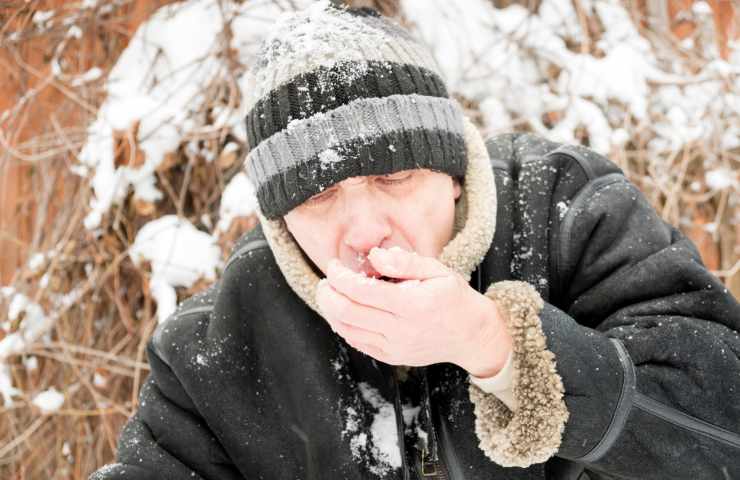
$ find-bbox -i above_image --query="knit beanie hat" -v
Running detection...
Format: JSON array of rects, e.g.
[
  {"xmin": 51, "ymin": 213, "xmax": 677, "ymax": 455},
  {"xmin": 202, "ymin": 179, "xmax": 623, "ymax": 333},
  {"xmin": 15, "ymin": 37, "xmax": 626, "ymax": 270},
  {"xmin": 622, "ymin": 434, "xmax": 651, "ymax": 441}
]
[{"xmin": 243, "ymin": 1, "xmax": 467, "ymax": 219}]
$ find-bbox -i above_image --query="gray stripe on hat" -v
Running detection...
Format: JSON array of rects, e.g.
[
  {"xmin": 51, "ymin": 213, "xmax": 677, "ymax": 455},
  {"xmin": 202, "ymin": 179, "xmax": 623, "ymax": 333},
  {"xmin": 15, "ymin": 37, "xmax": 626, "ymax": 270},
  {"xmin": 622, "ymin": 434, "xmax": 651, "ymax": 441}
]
[{"xmin": 246, "ymin": 94, "xmax": 463, "ymax": 184}]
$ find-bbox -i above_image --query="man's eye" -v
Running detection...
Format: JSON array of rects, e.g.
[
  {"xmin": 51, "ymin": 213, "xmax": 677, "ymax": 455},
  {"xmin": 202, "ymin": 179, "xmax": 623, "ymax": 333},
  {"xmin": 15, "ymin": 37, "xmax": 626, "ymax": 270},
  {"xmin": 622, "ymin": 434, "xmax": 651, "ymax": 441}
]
[{"xmin": 378, "ymin": 171, "xmax": 413, "ymax": 184}]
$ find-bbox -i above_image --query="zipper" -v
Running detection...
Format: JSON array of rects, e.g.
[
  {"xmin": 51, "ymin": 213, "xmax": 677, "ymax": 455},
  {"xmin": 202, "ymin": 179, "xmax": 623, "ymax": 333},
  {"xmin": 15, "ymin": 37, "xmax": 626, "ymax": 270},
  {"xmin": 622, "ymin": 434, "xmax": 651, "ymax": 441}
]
[
  {"xmin": 391, "ymin": 367, "xmax": 411, "ymax": 480},
  {"xmin": 417, "ymin": 449, "xmax": 449, "ymax": 479},
  {"xmin": 415, "ymin": 368, "xmax": 451, "ymax": 480},
  {"xmin": 412, "ymin": 271, "xmax": 480, "ymax": 480}
]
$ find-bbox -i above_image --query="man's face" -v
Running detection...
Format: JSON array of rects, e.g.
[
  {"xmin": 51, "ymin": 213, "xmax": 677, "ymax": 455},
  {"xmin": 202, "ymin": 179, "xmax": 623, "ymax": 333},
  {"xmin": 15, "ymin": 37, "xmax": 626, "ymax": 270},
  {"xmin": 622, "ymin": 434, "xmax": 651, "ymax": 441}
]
[{"xmin": 284, "ymin": 169, "xmax": 462, "ymax": 277}]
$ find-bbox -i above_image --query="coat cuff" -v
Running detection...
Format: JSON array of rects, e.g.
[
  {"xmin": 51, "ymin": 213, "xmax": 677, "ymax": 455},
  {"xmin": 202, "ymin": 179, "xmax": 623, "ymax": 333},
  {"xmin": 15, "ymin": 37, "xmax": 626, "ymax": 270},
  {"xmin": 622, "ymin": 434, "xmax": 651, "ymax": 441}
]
[{"xmin": 468, "ymin": 280, "xmax": 569, "ymax": 467}]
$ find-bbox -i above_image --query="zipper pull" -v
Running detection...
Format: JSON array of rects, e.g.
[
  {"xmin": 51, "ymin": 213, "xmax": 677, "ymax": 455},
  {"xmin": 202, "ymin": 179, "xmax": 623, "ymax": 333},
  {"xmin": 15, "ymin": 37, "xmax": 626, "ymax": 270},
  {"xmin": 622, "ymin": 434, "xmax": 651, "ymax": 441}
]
[{"xmin": 420, "ymin": 446, "xmax": 439, "ymax": 476}]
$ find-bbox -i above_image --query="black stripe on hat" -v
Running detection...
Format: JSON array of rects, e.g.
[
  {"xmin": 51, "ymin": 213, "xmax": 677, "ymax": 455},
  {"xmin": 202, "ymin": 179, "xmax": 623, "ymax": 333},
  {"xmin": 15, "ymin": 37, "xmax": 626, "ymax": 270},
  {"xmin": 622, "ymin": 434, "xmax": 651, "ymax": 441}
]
[
  {"xmin": 245, "ymin": 60, "xmax": 449, "ymax": 150},
  {"xmin": 256, "ymin": 127, "xmax": 466, "ymax": 219}
]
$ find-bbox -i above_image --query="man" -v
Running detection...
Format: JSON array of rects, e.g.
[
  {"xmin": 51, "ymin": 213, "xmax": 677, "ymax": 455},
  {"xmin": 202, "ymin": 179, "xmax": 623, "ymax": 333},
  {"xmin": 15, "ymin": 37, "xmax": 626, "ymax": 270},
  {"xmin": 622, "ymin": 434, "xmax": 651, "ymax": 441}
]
[{"xmin": 91, "ymin": 3, "xmax": 740, "ymax": 480}]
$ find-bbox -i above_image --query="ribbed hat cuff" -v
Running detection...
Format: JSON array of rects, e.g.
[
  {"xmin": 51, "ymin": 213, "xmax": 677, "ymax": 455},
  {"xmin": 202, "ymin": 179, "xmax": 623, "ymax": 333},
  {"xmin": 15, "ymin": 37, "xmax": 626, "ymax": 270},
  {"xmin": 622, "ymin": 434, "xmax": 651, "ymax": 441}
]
[{"xmin": 254, "ymin": 127, "xmax": 467, "ymax": 219}]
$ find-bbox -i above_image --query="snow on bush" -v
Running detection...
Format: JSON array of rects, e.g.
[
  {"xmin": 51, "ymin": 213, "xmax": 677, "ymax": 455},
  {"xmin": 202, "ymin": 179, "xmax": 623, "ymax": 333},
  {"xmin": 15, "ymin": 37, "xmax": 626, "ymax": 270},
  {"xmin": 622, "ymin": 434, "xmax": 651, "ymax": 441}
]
[
  {"xmin": 129, "ymin": 215, "xmax": 222, "ymax": 323},
  {"xmin": 402, "ymin": 0, "xmax": 739, "ymax": 158},
  {"xmin": 76, "ymin": 0, "xmax": 299, "ymax": 230},
  {"xmin": 217, "ymin": 172, "xmax": 258, "ymax": 233},
  {"xmin": 32, "ymin": 387, "xmax": 65, "ymax": 414},
  {"xmin": 0, "ymin": 289, "xmax": 50, "ymax": 406},
  {"xmin": 76, "ymin": 0, "xmax": 738, "ymax": 233}
]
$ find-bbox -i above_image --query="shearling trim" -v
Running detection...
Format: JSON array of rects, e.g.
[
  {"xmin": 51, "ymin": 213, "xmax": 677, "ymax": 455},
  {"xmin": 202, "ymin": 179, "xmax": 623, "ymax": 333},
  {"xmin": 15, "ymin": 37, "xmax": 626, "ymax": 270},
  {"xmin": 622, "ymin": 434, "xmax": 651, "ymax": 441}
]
[
  {"xmin": 257, "ymin": 116, "xmax": 497, "ymax": 316},
  {"xmin": 469, "ymin": 280, "xmax": 569, "ymax": 468}
]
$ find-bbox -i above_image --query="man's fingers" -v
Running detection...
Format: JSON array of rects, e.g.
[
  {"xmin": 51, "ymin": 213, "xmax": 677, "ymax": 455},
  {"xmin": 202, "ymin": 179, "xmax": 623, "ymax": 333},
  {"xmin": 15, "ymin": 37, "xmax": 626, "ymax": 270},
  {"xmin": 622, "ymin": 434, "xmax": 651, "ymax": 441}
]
[
  {"xmin": 316, "ymin": 279, "xmax": 397, "ymax": 335},
  {"xmin": 367, "ymin": 247, "xmax": 450, "ymax": 281},
  {"xmin": 325, "ymin": 260, "xmax": 411, "ymax": 313},
  {"xmin": 335, "ymin": 321, "xmax": 388, "ymax": 349}
]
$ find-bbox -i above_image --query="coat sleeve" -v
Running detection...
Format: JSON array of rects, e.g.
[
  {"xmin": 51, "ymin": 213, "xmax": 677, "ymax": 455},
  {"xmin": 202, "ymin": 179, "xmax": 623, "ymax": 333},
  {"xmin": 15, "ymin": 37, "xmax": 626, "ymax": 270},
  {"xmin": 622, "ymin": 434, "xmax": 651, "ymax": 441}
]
[
  {"xmin": 469, "ymin": 172, "xmax": 740, "ymax": 479},
  {"xmin": 89, "ymin": 339, "xmax": 243, "ymax": 480}
]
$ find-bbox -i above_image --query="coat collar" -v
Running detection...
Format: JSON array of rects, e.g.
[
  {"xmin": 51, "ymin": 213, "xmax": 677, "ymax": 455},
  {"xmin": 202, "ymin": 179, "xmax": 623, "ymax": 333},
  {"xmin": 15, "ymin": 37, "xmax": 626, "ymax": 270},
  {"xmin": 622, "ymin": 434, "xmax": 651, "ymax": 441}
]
[{"xmin": 256, "ymin": 117, "xmax": 497, "ymax": 316}]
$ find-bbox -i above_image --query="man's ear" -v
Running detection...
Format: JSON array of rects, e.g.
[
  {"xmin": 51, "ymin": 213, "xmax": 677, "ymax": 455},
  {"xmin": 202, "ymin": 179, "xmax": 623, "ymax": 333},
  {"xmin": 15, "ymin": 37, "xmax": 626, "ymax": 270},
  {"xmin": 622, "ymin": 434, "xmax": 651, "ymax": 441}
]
[{"xmin": 453, "ymin": 177, "xmax": 462, "ymax": 201}]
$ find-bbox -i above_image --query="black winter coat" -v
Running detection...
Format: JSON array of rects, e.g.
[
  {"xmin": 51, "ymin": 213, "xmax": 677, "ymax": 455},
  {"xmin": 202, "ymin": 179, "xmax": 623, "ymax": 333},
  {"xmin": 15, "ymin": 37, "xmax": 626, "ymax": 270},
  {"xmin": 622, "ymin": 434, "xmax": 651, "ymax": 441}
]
[{"xmin": 91, "ymin": 130, "xmax": 740, "ymax": 480}]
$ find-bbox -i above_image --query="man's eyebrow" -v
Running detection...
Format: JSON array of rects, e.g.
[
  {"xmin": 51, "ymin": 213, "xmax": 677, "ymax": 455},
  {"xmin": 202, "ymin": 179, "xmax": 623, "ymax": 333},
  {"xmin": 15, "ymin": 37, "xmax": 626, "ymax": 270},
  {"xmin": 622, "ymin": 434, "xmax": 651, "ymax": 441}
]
[{"xmin": 315, "ymin": 186, "xmax": 337, "ymax": 194}]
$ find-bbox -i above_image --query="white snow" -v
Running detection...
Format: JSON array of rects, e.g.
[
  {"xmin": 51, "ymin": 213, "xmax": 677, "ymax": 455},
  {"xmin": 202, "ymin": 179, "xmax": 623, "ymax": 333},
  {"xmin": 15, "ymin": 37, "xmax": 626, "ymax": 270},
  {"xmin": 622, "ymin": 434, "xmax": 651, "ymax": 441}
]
[
  {"xmin": 32, "ymin": 10, "xmax": 54, "ymax": 27},
  {"xmin": 401, "ymin": 0, "xmax": 739, "ymax": 168},
  {"xmin": 93, "ymin": 372, "xmax": 108, "ymax": 388},
  {"xmin": 67, "ymin": 24, "xmax": 83, "ymax": 39},
  {"xmin": 357, "ymin": 382, "xmax": 402, "ymax": 474},
  {"xmin": 195, "ymin": 353, "xmax": 208, "ymax": 366},
  {"xmin": 319, "ymin": 148, "xmax": 343, "ymax": 168},
  {"xmin": 706, "ymin": 168, "xmax": 737, "ymax": 190},
  {"xmin": 415, "ymin": 424, "xmax": 428, "ymax": 448},
  {"xmin": 401, "ymin": 403, "xmax": 421, "ymax": 427},
  {"xmin": 556, "ymin": 201, "xmax": 570, "ymax": 220},
  {"xmin": 70, "ymin": 67, "xmax": 103, "ymax": 86},
  {"xmin": 24, "ymin": 356, "xmax": 38, "ymax": 371},
  {"xmin": 77, "ymin": 0, "xmax": 313, "ymax": 229},
  {"xmin": 349, "ymin": 431, "xmax": 369, "ymax": 457},
  {"xmin": 243, "ymin": 0, "xmax": 380, "ymax": 109},
  {"xmin": 77, "ymin": 0, "xmax": 226, "ymax": 228},
  {"xmin": 692, "ymin": 0, "xmax": 713, "ymax": 15},
  {"xmin": 0, "ymin": 290, "xmax": 50, "ymax": 406},
  {"xmin": 74, "ymin": 0, "xmax": 737, "ymax": 233},
  {"xmin": 32, "ymin": 387, "xmax": 65, "ymax": 414},
  {"xmin": 129, "ymin": 215, "xmax": 222, "ymax": 323},
  {"xmin": 28, "ymin": 253, "xmax": 46, "ymax": 272},
  {"xmin": 0, "ymin": 365, "xmax": 20, "ymax": 407},
  {"xmin": 340, "ymin": 381, "xmax": 403, "ymax": 474},
  {"xmin": 216, "ymin": 172, "xmax": 257, "ymax": 233},
  {"xmin": 343, "ymin": 406, "xmax": 361, "ymax": 436}
]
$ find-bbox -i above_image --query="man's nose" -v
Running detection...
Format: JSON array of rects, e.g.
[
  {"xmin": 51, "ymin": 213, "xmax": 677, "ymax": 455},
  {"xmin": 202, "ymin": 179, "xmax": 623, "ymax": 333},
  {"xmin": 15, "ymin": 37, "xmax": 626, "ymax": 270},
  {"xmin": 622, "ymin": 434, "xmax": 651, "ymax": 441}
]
[{"xmin": 340, "ymin": 188, "xmax": 392, "ymax": 258}]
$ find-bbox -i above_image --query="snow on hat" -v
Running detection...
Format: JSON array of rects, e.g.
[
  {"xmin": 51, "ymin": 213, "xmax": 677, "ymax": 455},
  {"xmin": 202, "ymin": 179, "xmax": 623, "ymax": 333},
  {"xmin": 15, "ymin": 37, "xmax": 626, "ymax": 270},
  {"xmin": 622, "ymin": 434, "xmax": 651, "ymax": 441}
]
[{"xmin": 243, "ymin": 1, "xmax": 467, "ymax": 219}]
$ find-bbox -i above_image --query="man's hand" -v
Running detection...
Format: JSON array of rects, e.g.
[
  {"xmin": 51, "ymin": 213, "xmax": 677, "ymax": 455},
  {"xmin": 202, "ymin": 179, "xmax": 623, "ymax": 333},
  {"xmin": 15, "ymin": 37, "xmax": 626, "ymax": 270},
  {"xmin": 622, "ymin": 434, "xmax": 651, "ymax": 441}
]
[{"xmin": 315, "ymin": 247, "xmax": 513, "ymax": 378}]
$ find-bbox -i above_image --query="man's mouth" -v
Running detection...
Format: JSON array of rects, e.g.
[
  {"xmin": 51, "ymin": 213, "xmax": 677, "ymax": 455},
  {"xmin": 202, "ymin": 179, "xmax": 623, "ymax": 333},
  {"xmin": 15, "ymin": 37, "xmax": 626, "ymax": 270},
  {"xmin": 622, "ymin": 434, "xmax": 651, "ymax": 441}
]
[{"xmin": 378, "ymin": 275, "xmax": 402, "ymax": 284}]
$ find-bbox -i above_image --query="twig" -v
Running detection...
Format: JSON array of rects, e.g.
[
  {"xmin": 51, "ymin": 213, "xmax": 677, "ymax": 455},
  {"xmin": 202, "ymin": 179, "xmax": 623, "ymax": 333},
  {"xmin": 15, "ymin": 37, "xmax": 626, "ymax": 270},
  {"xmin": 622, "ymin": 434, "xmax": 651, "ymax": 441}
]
[
  {"xmin": 572, "ymin": 0, "xmax": 592, "ymax": 55},
  {"xmin": 712, "ymin": 260, "xmax": 740, "ymax": 279},
  {"xmin": 0, "ymin": 417, "xmax": 45, "ymax": 459}
]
